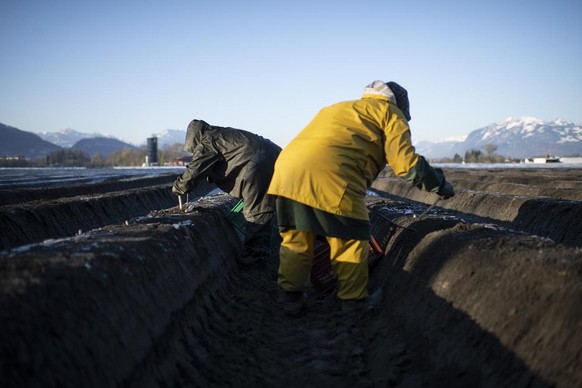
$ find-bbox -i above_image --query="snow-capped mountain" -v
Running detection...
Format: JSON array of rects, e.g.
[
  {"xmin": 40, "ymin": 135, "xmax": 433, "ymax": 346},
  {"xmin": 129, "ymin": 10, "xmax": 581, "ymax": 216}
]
[
  {"xmin": 12, "ymin": 116, "xmax": 582, "ymax": 160},
  {"xmin": 146, "ymin": 129, "xmax": 186, "ymax": 148},
  {"xmin": 466, "ymin": 117, "xmax": 582, "ymax": 156},
  {"xmin": 1, "ymin": 123, "xmax": 138, "ymax": 159},
  {"xmin": 415, "ymin": 138, "xmax": 465, "ymax": 160},
  {"xmin": 39, "ymin": 128, "xmax": 116, "ymax": 148},
  {"xmin": 38, "ymin": 127, "xmax": 186, "ymax": 149},
  {"xmin": 416, "ymin": 117, "xmax": 582, "ymax": 160},
  {"xmin": 0, "ymin": 122, "xmax": 61, "ymax": 159}
]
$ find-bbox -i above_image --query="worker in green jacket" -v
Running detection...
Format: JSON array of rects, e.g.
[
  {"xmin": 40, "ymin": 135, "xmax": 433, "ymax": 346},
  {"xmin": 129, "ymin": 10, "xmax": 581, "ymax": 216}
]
[
  {"xmin": 173, "ymin": 119, "xmax": 281, "ymax": 266},
  {"xmin": 267, "ymin": 80, "xmax": 454, "ymax": 315}
]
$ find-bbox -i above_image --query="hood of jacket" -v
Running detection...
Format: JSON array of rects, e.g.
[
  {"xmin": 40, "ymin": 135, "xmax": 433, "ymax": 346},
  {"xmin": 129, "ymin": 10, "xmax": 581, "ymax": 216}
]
[{"xmin": 183, "ymin": 119, "xmax": 211, "ymax": 152}]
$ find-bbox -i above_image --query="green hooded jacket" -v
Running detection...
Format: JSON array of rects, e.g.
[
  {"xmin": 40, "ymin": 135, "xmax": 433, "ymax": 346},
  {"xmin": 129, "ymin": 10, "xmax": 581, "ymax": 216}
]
[{"xmin": 175, "ymin": 120, "xmax": 281, "ymax": 223}]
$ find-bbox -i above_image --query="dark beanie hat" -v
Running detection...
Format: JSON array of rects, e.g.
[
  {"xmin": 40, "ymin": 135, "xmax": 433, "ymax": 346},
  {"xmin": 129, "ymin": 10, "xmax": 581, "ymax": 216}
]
[{"xmin": 387, "ymin": 81, "xmax": 411, "ymax": 121}]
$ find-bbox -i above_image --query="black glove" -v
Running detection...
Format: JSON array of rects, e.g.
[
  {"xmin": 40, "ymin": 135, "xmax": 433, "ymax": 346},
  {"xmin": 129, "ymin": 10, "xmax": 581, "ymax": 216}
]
[
  {"xmin": 172, "ymin": 179, "xmax": 186, "ymax": 196},
  {"xmin": 437, "ymin": 180, "xmax": 455, "ymax": 199}
]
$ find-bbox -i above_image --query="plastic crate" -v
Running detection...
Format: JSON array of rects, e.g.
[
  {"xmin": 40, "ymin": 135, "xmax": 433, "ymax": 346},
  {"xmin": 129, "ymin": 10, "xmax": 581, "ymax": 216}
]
[
  {"xmin": 226, "ymin": 199, "xmax": 280, "ymax": 246},
  {"xmin": 226, "ymin": 199, "xmax": 246, "ymax": 233}
]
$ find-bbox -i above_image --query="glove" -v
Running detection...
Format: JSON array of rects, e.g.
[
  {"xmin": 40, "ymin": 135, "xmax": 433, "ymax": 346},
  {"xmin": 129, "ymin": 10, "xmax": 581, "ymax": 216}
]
[
  {"xmin": 437, "ymin": 180, "xmax": 455, "ymax": 199},
  {"xmin": 172, "ymin": 180, "xmax": 186, "ymax": 196}
]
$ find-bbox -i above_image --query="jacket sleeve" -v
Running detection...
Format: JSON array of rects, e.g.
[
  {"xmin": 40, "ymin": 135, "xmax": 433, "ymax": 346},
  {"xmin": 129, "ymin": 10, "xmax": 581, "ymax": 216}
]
[
  {"xmin": 382, "ymin": 109, "xmax": 444, "ymax": 193},
  {"xmin": 404, "ymin": 156, "xmax": 444, "ymax": 192},
  {"xmin": 174, "ymin": 143, "xmax": 221, "ymax": 193},
  {"xmin": 383, "ymin": 114, "xmax": 420, "ymax": 177}
]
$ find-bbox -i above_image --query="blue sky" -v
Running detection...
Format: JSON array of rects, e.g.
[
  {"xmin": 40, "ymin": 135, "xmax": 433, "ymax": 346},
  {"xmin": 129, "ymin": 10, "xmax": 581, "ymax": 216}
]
[{"xmin": 1, "ymin": 0, "xmax": 581, "ymax": 147}]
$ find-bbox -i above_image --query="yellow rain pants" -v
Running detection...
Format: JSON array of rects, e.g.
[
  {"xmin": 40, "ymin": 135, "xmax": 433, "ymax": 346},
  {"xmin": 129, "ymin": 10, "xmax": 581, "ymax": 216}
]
[{"xmin": 277, "ymin": 229, "xmax": 369, "ymax": 300}]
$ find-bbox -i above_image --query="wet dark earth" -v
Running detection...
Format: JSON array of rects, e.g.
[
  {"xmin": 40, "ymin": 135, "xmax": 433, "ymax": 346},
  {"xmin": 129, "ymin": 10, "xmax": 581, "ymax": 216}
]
[{"xmin": 0, "ymin": 168, "xmax": 581, "ymax": 387}]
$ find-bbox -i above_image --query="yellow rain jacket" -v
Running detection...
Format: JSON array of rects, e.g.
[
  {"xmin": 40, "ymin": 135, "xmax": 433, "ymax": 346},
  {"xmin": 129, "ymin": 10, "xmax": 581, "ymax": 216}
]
[{"xmin": 268, "ymin": 93, "xmax": 421, "ymax": 221}]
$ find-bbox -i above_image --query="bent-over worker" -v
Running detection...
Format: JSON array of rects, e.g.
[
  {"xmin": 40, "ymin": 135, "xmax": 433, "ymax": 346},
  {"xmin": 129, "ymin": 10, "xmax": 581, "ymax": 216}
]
[
  {"xmin": 267, "ymin": 80, "xmax": 455, "ymax": 315},
  {"xmin": 173, "ymin": 119, "xmax": 281, "ymax": 266}
]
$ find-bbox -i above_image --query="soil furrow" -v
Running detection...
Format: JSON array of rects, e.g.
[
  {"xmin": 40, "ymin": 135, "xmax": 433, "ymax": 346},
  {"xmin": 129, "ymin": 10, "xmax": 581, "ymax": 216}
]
[{"xmin": 0, "ymin": 168, "xmax": 581, "ymax": 387}]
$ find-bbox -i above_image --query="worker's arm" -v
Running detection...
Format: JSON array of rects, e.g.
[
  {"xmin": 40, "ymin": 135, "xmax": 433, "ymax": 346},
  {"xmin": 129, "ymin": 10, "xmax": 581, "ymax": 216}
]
[
  {"xmin": 404, "ymin": 156, "xmax": 443, "ymax": 192},
  {"xmin": 172, "ymin": 143, "xmax": 221, "ymax": 195},
  {"xmin": 382, "ymin": 109, "xmax": 454, "ymax": 198},
  {"xmin": 404, "ymin": 157, "xmax": 455, "ymax": 198}
]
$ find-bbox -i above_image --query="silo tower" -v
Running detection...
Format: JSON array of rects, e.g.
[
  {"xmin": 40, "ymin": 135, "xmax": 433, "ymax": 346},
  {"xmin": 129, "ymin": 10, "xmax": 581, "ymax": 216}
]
[{"xmin": 146, "ymin": 136, "xmax": 159, "ymax": 166}]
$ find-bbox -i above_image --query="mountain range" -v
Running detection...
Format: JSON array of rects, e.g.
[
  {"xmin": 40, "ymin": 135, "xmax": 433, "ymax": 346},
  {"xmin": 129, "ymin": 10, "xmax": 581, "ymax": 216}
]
[
  {"xmin": 0, "ymin": 123, "xmax": 137, "ymax": 160},
  {"xmin": 415, "ymin": 117, "xmax": 582, "ymax": 159},
  {"xmin": 38, "ymin": 128, "xmax": 121, "ymax": 148},
  {"xmin": 38, "ymin": 127, "xmax": 186, "ymax": 149},
  {"xmin": 0, "ymin": 123, "xmax": 61, "ymax": 160},
  {"xmin": 2, "ymin": 117, "xmax": 581, "ymax": 161}
]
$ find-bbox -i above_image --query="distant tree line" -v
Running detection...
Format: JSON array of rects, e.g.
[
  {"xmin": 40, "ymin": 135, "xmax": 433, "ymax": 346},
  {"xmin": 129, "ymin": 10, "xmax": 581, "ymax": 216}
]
[
  {"xmin": 432, "ymin": 143, "xmax": 521, "ymax": 164},
  {"xmin": 0, "ymin": 144, "xmax": 187, "ymax": 168},
  {"xmin": 5, "ymin": 141, "xmax": 576, "ymax": 168}
]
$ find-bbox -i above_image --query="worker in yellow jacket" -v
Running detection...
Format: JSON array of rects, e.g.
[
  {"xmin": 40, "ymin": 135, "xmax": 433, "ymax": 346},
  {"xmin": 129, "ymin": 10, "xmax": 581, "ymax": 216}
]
[{"xmin": 267, "ymin": 80, "xmax": 455, "ymax": 315}]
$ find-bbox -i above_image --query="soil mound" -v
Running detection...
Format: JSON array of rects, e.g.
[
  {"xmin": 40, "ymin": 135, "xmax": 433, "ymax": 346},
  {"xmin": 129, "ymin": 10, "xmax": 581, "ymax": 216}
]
[
  {"xmin": 0, "ymin": 176, "xmax": 214, "ymax": 250},
  {"xmin": 0, "ymin": 168, "xmax": 581, "ymax": 387}
]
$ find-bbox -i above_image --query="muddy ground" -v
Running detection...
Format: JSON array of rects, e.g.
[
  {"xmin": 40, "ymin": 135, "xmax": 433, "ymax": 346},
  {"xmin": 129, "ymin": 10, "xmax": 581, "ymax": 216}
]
[{"xmin": 0, "ymin": 167, "xmax": 581, "ymax": 387}]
